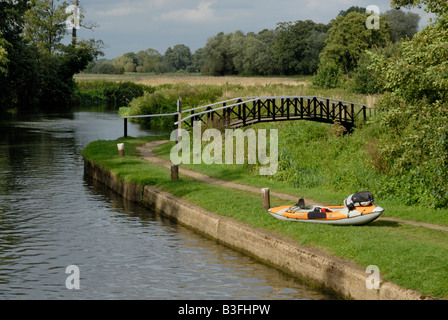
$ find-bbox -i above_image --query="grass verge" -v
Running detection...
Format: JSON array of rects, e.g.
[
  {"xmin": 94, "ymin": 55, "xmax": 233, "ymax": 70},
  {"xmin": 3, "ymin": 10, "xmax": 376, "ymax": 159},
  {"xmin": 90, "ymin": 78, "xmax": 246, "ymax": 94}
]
[{"xmin": 83, "ymin": 135, "xmax": 448, "ymax": 299}]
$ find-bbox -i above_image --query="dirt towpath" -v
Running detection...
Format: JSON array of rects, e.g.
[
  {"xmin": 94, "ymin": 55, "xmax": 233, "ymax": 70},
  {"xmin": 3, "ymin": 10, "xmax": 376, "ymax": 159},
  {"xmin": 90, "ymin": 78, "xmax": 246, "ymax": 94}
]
[{"xmin": 137, "ymin": 140, "xmax": 448, "ymax": 232}]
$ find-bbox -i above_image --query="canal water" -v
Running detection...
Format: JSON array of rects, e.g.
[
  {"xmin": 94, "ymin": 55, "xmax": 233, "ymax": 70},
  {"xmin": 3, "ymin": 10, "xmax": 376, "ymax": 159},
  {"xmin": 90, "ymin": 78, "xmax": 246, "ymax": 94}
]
[{"xmin": 0, "ymin": 108, "xmax": 332, "ymax": 300}]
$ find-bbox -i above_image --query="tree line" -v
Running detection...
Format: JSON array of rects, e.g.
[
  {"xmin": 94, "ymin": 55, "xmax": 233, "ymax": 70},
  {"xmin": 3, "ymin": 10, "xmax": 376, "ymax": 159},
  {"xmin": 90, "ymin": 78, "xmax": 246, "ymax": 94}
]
[
  {"xmin": 0, "ymin": 1, "xmax": 422, "ymax": 111},
  {"xmin": 86, "ymin": 6, "xmax": 420, "ymax": 80}
]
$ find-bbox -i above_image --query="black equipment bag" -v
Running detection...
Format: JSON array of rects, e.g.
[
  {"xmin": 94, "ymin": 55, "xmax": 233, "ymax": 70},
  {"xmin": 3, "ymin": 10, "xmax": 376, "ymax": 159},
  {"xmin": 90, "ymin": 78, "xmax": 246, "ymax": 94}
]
[{"xmin": 344, "ymin": 191, "xmax": 375, "ymax": 210}]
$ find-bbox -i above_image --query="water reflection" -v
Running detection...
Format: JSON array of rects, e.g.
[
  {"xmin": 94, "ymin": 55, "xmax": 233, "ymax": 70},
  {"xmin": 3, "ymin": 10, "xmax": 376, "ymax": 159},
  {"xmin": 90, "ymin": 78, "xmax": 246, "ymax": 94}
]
[{"xmin": 0, "ymin": 111, "xmax": 332, "ymax": 300}]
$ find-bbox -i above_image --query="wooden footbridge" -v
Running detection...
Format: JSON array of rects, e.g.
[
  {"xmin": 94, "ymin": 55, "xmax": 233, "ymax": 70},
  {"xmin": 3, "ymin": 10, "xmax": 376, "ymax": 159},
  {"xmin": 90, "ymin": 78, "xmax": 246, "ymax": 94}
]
[{"xmin": 122, "ymin": 96, "xmax": 375, "ymax": 137}]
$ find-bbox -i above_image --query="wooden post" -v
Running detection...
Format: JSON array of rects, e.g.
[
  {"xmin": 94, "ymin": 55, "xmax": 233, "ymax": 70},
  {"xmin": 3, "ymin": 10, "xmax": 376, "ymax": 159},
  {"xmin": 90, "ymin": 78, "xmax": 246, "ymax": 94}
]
[
  {"xmin": 117, "ymin": 143, "xmax": 125, "ymax": 157},
  {"xmin": 171, "ymin": 165, "xmax": 179, "ymax": 180},
  {"xmin": 262, "ymin": 188, "xmax": 270, "ymax": 211}
]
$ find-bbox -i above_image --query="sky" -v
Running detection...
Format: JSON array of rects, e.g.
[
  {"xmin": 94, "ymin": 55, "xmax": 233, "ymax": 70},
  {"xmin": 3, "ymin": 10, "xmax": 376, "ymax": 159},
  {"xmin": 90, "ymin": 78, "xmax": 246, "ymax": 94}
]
[{"xmin": 71, "ymin": 0, "xmax": 435, "ymax": 59}]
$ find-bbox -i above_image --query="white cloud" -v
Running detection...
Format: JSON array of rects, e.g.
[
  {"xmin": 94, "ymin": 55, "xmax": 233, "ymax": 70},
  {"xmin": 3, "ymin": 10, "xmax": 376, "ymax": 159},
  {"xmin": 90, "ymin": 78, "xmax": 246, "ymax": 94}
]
[
  {"xmin": 95, "ymin": 0, "xmax": 173, "ymax": 17},
  {"xmin": 97, "ymin": 6, "xmax": 140, "ymax": 17},
  {"xmin": 158, "ymin": 1, "xmax": 220, "ymax": 23}
]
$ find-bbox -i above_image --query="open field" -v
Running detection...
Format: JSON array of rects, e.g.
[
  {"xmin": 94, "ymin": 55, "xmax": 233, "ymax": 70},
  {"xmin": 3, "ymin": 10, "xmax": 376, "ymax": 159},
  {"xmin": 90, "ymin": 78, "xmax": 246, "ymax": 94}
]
[
  {"xmin": 75, "ymin": 73, "xmax": 311, "ymax": 87},
  {"xmin": 75, "ymin": 73, "xmax": 381, "ymax": 108}
]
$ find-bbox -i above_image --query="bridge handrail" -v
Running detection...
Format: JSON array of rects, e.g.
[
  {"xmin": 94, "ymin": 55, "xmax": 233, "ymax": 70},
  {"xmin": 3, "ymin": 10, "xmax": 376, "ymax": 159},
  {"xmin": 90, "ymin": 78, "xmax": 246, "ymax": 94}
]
[
  {"xmin": 122, "ymin": 112, "xmax": 177, "ymax": 119},
  {"xmin": 122, "ymin": 95, "xmax": 374, "ymax": 125},
  {"xmin": 178, "ymin": 98, "xmax": 260, "ymax": 124}
]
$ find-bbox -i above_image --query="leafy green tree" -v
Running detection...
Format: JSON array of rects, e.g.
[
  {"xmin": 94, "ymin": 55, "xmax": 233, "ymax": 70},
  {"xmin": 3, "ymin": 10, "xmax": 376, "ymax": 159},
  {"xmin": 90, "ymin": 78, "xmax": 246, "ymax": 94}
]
[
  {"xmin": 164, "ymin": 44, "xmax": 192, "ymax": 71},
  {"xmin": 391, "ymin": 0, "xmax": 448, "ymax": 21},
  {"xmin": 0, "ymin": 0, "xmax": 41, "ymax": 109},
  {"xmin": 89, "ymin": 59, "xmax": 117, "ymax": 74},
  {"xmin": 230, "ymin": 30, "xmax": 279, "ymax": 76},
  {"xmin": 351, "ymin": 42, "xmax": 400, "ymax": 94},
  {"xmin": 0, "ymin": 31, "xmax": 9, "ymax": 75},
  {"xmin": 202, "ymin": 32, "xmax": 236, "ymax": 76},
  {"xmin": 338, "ymin": 6, "xmax": 366, "ymax": 17},
  {"xmin": 24, "ymin": 0, "xmax": 70, "ymax": 55},
  {"xmin": 1, "ymin": 0, "xmax": 103, "ymax": 110},
  {"xmin": 135, "ymin": 48, "xmax": 161, "ymax": 73},
  {"xmin": 273, "ymin": 20, "xmax": 328, "ymax": 75},
  {"xmin": 384, "ymin": 9, "xmax": 420, "ymax": 42},
  {"xmin": 254, "ymin": 29, "xmax": 278, "ymax": 75},
  {"xmin": 319, "ymin": 12, "xmax": 391, "ymax": 74},
  {"xmin": 113, "ymin": 53, "xmax": 135, "ymax": 73},
  {"xmin": 190, "ymin": 47, "xmax": 205, "ymax": 73}
]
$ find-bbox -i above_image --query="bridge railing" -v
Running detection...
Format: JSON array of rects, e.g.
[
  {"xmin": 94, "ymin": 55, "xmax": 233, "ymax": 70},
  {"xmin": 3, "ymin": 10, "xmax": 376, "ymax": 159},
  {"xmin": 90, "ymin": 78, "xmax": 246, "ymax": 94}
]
[{"xmin": 122, "ymin": 96, "xmax": 376, "ymax": 137}]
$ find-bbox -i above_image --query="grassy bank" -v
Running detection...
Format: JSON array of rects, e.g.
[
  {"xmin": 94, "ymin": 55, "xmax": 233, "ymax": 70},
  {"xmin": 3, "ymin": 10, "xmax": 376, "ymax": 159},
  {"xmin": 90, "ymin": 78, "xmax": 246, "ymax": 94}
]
[
  {"xmin": 83, "ymin": 136, "xmax": 448, "ymax": 299},
  {"xmin": 153, "ymin": 120, "xmax": 448, "ymax": 227}
]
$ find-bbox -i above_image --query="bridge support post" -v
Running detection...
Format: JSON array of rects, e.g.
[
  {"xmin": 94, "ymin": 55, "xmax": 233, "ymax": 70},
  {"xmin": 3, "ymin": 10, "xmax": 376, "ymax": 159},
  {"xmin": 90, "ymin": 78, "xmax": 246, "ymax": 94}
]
[{"xmin": 123, "ymin": 118, "xmax": 127, "ymax": 137}]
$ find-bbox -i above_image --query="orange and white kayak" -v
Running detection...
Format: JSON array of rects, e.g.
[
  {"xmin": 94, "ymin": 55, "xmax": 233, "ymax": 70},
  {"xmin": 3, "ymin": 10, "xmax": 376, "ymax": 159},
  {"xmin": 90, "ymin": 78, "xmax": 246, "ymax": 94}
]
[{"xmin": 268, "ymin": 204, "xmax": 384, "ymax": 226}]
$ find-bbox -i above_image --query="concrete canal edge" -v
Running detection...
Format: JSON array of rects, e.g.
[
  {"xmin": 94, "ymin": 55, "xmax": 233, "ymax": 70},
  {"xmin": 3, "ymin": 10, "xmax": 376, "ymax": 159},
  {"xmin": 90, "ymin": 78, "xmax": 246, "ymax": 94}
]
[{"xmin": 84, "ymin": 158, "xmax": 428, "ymax": 300}]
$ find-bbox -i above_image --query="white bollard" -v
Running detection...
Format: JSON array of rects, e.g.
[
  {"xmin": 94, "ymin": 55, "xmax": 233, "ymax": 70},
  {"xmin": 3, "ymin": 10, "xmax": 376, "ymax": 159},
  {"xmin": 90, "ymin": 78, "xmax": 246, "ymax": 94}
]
[{"xmin": 117, "ymin": 143, "xmax": 125, "ymax": 157}]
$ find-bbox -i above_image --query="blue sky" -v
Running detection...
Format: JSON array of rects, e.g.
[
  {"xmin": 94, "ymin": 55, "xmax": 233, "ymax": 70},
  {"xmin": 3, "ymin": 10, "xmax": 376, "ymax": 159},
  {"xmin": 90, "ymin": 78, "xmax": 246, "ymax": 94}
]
[{"xmin": 72, "ymin": 0, "xmax": 435, "ymax": 59}]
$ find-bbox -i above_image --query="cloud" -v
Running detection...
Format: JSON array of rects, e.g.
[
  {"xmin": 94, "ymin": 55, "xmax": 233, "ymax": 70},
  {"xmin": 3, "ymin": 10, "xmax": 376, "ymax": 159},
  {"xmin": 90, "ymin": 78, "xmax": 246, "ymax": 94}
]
[
  {"xmin": 158, "ymin": 1, "xmax": 220, "ymax": 23},
  {"xmin": 95, "ymin": 0, "xmax": 170, "ymax": 17},
  {"xmin": 97, "ymin": 6, "xmax": 140, "ymax": 17}
]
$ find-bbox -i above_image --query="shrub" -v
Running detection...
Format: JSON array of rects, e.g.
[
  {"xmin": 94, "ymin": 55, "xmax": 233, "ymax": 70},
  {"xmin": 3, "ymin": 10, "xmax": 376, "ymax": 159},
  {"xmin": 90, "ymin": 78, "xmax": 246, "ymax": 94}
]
[
  {"xmin": 369, "ymin": 24, "xmax": 448, "ymax": 207},
  {"xmin": 312, "ymin": 61, "xmax": 343, "ymax": 89},
  {"xmin": 120, "ymin": 84, "xmax": 224, "ymax": 129},
  {"xmin": 76, "ymin": 80, "xmax": 155, "ymax": 108}
]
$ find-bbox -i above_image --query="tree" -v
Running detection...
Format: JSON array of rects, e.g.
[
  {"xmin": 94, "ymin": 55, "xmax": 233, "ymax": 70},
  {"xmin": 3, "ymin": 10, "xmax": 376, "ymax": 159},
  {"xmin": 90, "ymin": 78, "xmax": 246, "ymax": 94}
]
[
  {"xmin": 190, "ymin": 48, "xmax": 205, "ymax": 73},
  {"xmin": 113, "ymin": 53, "xmax": 135, "ymax": 73},
  {"xmin": 318, "ymin": 12, "xmax": 391, "ymax": 74},
  {"xmin": 1, "ymin": 0, "xmax": 103, "ymax": 109},
  {"xmin": 0, "ymin": 32, "xmax": 9, "ymax": 75},
  {"xmin": 202, "ymin": 32, "xmax": 236, "ymax": 76},
  {"xmin": 135, "ymin": 48, "xmax": 161, "ymax": 73},
  {"xmin": 351, "ymin": 42, "xmax": 400, "ymax": 94},
  {"xmin": 338, "ymin": 6, "xmax": 366, "ymax": 17},
  {"xmin": 164, "ymin": 44, "xmax": 192, "ymax": 71},
  {"xmin": 254, "ymin": 29, "xmax": 278, "ymax": 75},
  {"xmin": 384, "ymin": 9, "xmax": 420, "ymax": 42},
  {"xmin": 24, "ymin": 0, "xmax": 70, "ymax": 55},
  {"xmin": 0, "ymin": 0, "xmax": 41, "ymax": 109},
  {"xmin": 391, "ymin": 0, "xmax": 448, "ymax": 20},
  {"xmin": 228, "ymin": 30, "xmax": 279, "ymax": 76},
  {"xmin": 273, "ymin": 20, "xmax": 328, "ymax": 75}
]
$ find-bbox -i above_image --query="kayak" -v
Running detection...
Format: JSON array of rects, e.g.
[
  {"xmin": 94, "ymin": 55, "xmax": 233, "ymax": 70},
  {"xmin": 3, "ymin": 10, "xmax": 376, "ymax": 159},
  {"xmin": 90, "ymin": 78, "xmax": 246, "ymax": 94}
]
[{"xmin": 268, "ymin": 203, "xmax": 384, "ymax": 226}]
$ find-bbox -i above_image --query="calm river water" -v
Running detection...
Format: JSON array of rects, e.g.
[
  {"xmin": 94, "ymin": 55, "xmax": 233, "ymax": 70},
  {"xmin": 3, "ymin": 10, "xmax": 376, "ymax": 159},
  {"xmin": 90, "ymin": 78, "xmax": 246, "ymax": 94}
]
[{"xmin": 0, "ymin": 108, "xmax": 332, "ymax": 300}]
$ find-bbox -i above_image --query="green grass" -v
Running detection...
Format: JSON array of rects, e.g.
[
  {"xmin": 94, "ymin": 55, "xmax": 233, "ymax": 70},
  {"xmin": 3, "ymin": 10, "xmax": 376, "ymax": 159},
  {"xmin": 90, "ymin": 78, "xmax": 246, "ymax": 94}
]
[
  {"xmin": 83, "ymin": 135, "xmax": 448, "ymax": 299},
  {"xmin": 153, "ymin": 123, "xmax": 448, "ymax": 227}
]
